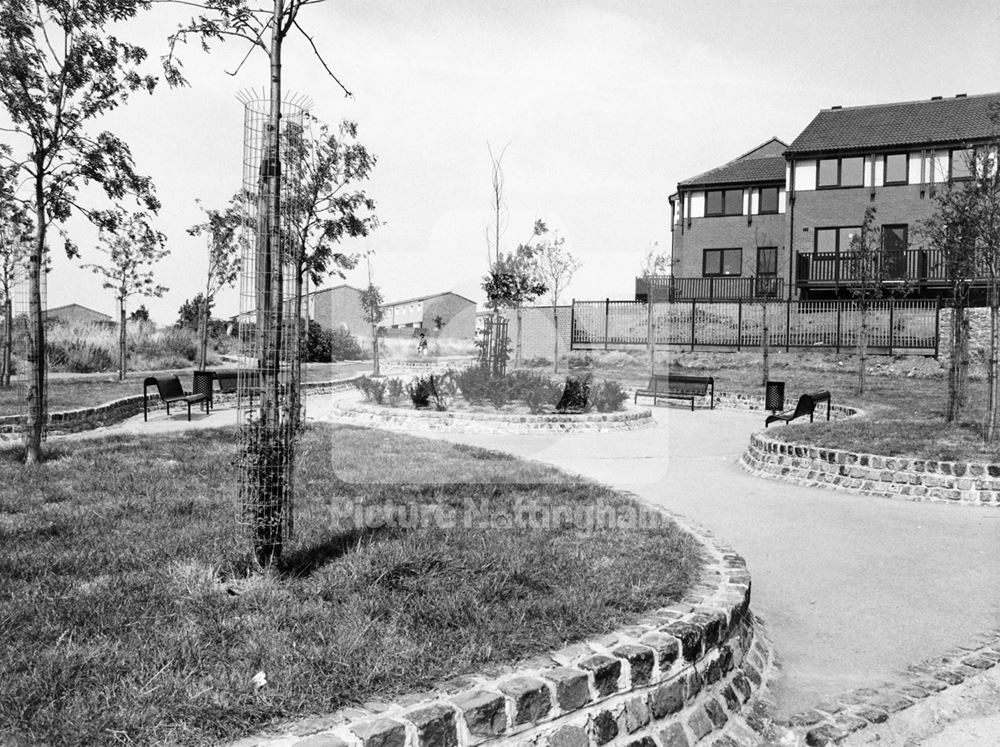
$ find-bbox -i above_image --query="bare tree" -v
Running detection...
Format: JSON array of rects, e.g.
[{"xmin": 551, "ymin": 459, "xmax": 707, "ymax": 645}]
[
  {"xmin": 535, "ymin": 232, "xmax": 581, "ymax": 373},
  {"xmin": 83, "ymin": 214, "xmax": 169, "ymax": 381},
  {"xmin": 484, "ymin": 142, "xmax": 510, "ymax": 267},
  {"xmin": 844, "ymin": 207, "xmax": 889, "ymax": 396},
  {"xmin": 639, "ymin": 241, "xmax": 667, "ymax": 374}
]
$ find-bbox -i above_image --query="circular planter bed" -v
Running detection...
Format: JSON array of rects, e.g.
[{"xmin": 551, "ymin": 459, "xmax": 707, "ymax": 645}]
[{"xmin": 326, "ymin": 397, "xmax": 653, "ymax": 433}]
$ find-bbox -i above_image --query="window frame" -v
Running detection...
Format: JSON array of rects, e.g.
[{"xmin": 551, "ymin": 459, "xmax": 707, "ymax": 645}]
[
  {"xmin": 881, "ymin": 224, "xmax": 908, "ymax": 252},
  {"xmin": 814, "ymin": 225, "xmax": 863, "ymax": 255},
  {"xmin": 704, "ymin": 188, "xmax": 744, "ymax": 217},
  {"xmin": 756, "ymin": 246, "xmax": 778, "ymax": 276},
  {"xmin": 757, "ymin": 186, "xmax": 779, "ymax": 215},
  {"xmin": 816, "ymin": 155, "xmax": 867, "ymax": 189},
  {"xmin": 950, "ymin": 147, "xmax": 976, "ymax": 181},
  {"xmin": 883, "ymin": 152, "xmax": 909, "ymax": 185},
  {"xmin": 702, "ymin": 248, "xmax": 743, "ymax": 277}
]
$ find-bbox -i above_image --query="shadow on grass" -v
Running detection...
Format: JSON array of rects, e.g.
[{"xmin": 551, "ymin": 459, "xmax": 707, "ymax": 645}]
[{"xmin": 278, "ymin": 526, "xmax": 393, "ymax": 579}]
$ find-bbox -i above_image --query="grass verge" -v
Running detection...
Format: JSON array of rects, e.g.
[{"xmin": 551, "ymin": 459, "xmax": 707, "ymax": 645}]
[{"xmin": 0, "ymin": 424, "xmax": 702, "ymax": 746}]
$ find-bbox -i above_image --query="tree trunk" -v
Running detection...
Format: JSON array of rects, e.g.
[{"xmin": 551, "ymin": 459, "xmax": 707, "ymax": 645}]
[
  {"xmin": 760, "ymin": 302, "xmax": 769, "ymax": 386},
  {"xmin": 290, "ymin": 264, "xmax": 304, "ymax": 430},
  {"xmin": 118, "ymin": 297, "xmax": 127, "ymax": 381},
  {"xmin": 371, "ymin": 324, "xmax": 380, "ymax": 376},
  {"xmin": 551, "ymin": 300, "xmax": 559, "ymax": 373},
  {"xmin": 197, "ymin": 299, "xmax": 209, "ymax": 371},
  {"xmin": 987, "ymin": 286, "xmax": 999, "ymax": 442},
  {"xmin": 947, "ymin": 302, "xmax": 969, "ymax": 422},
  {"xmin": 647, "ymin": 298, "xmax": 655, "ymax": 375},
  {"xmin": 857, "ymin": 302, "xmax": 868, "ymax": 395},
  {"xmin": 515, "ymin": 304, "xmax": 523, "ymax": 368},
  {"xmin": 2, "ymin": 295, "xmax": 11, "ymax": 388},
  {"xmin": 25, "ymin": 181, "xmax": 46, "ymax": 465}
]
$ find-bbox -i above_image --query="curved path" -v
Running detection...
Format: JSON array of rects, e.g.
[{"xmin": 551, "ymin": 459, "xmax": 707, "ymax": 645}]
[{"xmin": 311, "ymin": 400, "xmax": 1000, "ymax": 718}]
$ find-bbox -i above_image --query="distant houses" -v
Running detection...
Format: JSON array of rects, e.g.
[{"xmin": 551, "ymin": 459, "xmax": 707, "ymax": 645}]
[
  {"xmin": 305, "ymin": 286, "xmax": 476, "ymax": 339},
  {"xmin": 43, "ymin": 304, "xmax": 113, "ymax": 325}
]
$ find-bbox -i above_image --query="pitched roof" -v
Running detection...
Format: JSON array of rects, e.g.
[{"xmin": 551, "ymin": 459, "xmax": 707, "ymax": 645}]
[
  {"xmin": 678, "ymin": 155, "xmax": 787, "ymax": 188},
  {"xmin": 384, "ymin": 291, "xmax": 476, "ymax": 307},
  {"xmin": 787, "ymin": 92, "xmax": 1000, "ymax": 155},
  {"xmin": 43, "ymin": 303, "xmax": 112, "ymax": 320}
]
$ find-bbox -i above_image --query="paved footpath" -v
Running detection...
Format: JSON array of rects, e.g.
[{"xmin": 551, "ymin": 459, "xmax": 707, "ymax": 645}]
[{"xmin": 320, "ymin": 403, "xmax": 1000, "ymax": 720}]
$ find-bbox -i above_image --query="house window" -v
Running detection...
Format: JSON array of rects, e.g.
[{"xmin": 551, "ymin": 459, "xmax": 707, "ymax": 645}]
[
  {"xmin": 951, "ymin": 148, "xmax": 975, "ymax": 180},
  {"xmin": 882, "ymin": 224, "xmax": 908, "ymax": 252},
  {"xmin": 884, "ymin": 153, "xmax": 908, "ymax": 185},
  {"xmin": 758, "ymin": 187, "xmax": 779, "ymax": 214},
  {"xmin": 815, "ymin": 226, "xmax": 861, "ymax": 254},
  {"xmin": 817, "ymin": 156, "xmax": 865, "ymax": 188},
  {"xmin": 703, "ymin": 248, "xmax": 742, "ymax": 277},
  {"xmin": 705, "ymin": 189, "xmax": 744, "ymax": 217},
  {"xmin": 756, "ymin": 247, "xmax": 778, "ymax": 276}
]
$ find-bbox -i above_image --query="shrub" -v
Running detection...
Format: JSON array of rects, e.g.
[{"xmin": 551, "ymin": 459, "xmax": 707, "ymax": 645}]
[
  {"xmin": 484, "ymin": 374, "xmax": 516, "ymax": 410},
  {"xmin": 556, "ymin": 374, "xmax": 592, "ymax": 412},
  {"xmin": 454, "ymin": 365, "xmax": 492, "ymax": 405},
  {"xmin": 354, "ymin": 375, "xmax": 387, "ymax": 404},
  {"xmin": 592, "ymin": 380, "xmax": 629, "ymax": 412},
  {"xmin": 306, "ymin": 322, "xmax": 364, "ymax": 362},
  {"xmin": 567, "ymin": 354, "xmax": 593, "ymax": 370},
  {"xmin": 430, "ymin": 371, "xmax": 457, "ymax": 411},
  {"xmin": 48, "ymin": 339, "xmax": 115, "ymax": 373},
  {"xmin": 521, "ymin": 356, "xmax": 551, "ymax": 368},
  {"xmin": 407, "ymin": 375, "xmax": 435, "ymax": 408},
  {"xmin": 386, "ymin": 378, "xmax": 404, "ymax": 406},
  {"xmin": 510, "ymin": 371, "xmax": 562, "ymax": 414}
]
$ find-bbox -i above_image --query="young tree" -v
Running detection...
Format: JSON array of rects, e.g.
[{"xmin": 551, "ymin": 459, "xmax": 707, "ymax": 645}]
[
  {"xmin": 845, "ymin": 207, "xmax": 886, "ymax": 396},
  {"xmin": 536, "ymin": 232, "xmax": 581, "ymax": 373},
  {"xmin": 482, "ymin": 219, "xmax": 548, "ymax": 367},
  {"xmin": 0, "ymin": 179, "xmax": 32, "ymax": 389},
  {"xmin": 0, "ymin": 0, "xmax": 161, "ymax": 462},
  {"xmin": 484, "ymin": 142, "xmax": 509, "ymax": 267},
  {"xmin": 187, "ymin": 198, "xmax": 243, "ymax": 370},
  {"xmin": 83, "ymin": 214, "xmax": 168, "ymax": 380},
  {"xmin": 129, "ymin": 304, "xmax": 150, "ymax": 323},
  {"xmin": 359, "ymin": 284, "xmax": 384, "ymax": 376},
  {"xmin": 742, "ymin": 232, "xmax": 787, "ymax": 386},
  {"xmin": 639, "ymin": 241, "xmax": 668, "ymax": 374},
  {"xmin": 177, "ymin": 294, "xmax": 208, "ymax": 330}
]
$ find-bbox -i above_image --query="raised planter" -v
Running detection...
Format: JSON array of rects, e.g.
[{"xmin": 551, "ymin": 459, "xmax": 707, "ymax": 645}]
[
  {"xmin": 326, "ymin": 398, "xmax": 653, "ymax": 434},
  {"xmin": 232, "ymin": 503, "xmax": 773, "ymax": 747}
]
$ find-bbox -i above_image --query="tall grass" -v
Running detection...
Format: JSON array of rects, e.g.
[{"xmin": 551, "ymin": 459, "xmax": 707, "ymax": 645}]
[{"xmin": 378, "ymin": 335, "xmax": 475, "ymax": 361}]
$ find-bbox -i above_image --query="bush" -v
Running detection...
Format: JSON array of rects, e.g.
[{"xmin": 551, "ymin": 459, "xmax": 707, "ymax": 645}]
[
  {"xmin": 521, "ymin": 356, "xmax": 551, "ymax": 368},
  {"xmin": 307, "ymin": 321, "xmax": 364, "ymax": 362},
  {"xmin": 454, "ymin": 365, "xmax": 492, "ymax": 405},
  {"xmin": 509, "ymin": 371, "xmax": 562, "ymax": 414},
  {"xmin": 407, "ymin": 375, "xmax": 435, "ymax": 408},
  {"xmin": 484, "ymin": 374, "xmax": 517, "ymax": 409},
  {"xmin": 592, "ymin": 380, "xmax": 629, "ymax": 412},
  {"xmin": 47, "ymin": 339, "xmax": 115, "ymax": 373},
  {"xmin": 354, "ymin": 375, "xmax": 387, "ymax": 404},
  {"xmin": 567, "ymin": 354, "xmax": 593, "ymax": 370},
  {"xmin": 386, "ymin": 378, "xmax": 404, "ymax": 406},
  {"xmin": 430, "ymin": 371, "xmax": 457, "ymax": 411},
  {"xmin": 556, "ymin": 375, "xmax": 592, "ymax": 412}
]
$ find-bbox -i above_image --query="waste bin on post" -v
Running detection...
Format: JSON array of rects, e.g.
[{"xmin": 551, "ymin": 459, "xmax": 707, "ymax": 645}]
[
  {"xmin": 193, "ymin": 370, "xmax": 215, "ymax": 412},
  {"xmin": 765, "ymin": 381, "xmax": 785, "ymax": 413}
]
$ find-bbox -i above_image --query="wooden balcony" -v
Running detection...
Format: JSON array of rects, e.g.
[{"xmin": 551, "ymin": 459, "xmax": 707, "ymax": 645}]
[
  {"xmin": 796, "ymin": 248, "xmax": 990, "ymax": 291},
  {"xmin": 635, "ymin": 275, "xmax": 783, "ymax": 301}
]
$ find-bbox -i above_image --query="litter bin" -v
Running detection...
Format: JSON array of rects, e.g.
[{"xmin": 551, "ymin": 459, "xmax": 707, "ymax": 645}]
[
  {"xmin": 765, "ymin": 380, "xmax": 785, "ymax": 413},
  {"xmin": 193, "ymin": 370, "xmax": 215, "ymax": 412}
]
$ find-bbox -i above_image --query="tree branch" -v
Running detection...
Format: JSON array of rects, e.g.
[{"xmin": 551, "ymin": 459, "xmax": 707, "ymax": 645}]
[{"xmin": 292, "ymin": 19, "xmax": 352, "ymax": 97}]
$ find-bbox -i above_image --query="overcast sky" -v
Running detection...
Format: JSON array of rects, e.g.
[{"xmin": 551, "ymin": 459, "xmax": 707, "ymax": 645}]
[{"xmin": 11, "ymin": 0, "xmax": 1000, "ymax": 324}]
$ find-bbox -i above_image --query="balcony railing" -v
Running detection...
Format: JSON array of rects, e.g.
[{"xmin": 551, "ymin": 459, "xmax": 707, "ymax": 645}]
[
  {"xmin": 796, "ymin": 248, "xmax": 989, "ymax": 288},
  {"xmin": 635, "ymin": 275, "xmax": 783, "ymax": 301}
]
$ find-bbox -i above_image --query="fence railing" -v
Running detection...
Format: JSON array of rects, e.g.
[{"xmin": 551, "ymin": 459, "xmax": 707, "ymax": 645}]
[
  {"xmin": 571, "ymin": 298, "xmax": 940, "ymax": 355},
  {"xmin": 795, "ymin": 248, "xmax": 989, "ymax": 287},
  {"xmin": 635, "ymin": 275, "xmax": 784, "ymax": 301}
]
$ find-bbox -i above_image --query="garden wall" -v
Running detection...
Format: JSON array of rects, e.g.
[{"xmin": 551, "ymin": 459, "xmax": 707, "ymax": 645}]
[
  {"xmin": 741, "ymin": 430, "xmax": 1000, "ymax": 507},
  {"xmin": 502, "ymin": 306, "xmax": 573, "ymax": 362},
  {"xmin": 234, "ymin": 505, "xmax": 774, "ymax": 747}
]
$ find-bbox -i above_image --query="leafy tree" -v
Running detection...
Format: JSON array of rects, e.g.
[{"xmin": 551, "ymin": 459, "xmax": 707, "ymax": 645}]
[
  {"xmin": 129, "ymin": 304, "xmax": 150, "ymax": 323},
  {"xmin": 482, "ymin": 219, "xmax": 548, "ymax": 367},
  {"xmin": 360, "ymin": 282, "xmax": 384, "ymax": 377},
  {"xmin": 82, "ymin": 214, "xmax": 168, "ymax": 380},
  {"xmin": 187, "ymin": 197, "xmax": 243, "ymax": 370},
  {"xmin": 0, "ymin": 0, "xmax": 161, "ymax": 462},
  {"xmin": 0, "ymin": 173, "xmax": 32, "ymax": 388},
  {"xmin": 845, "ymin": 207, "xmax": 886, "ymax": 396},
  {"xmin": 535, "ymin": 231, "xmax": 581, "ymax": 373},
  {"xmin": 177, "ymin": 293, "xmax": 209, "ymax": 331}
]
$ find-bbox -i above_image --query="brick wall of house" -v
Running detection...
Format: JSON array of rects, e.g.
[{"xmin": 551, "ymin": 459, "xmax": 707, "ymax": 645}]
[
  {"xmin": 503, "ymin": 306, "xmax": 573, "ymax": 362},
  {"xmin": 672, "ymin": 212, "xmax": 787, "ymax": 284},
  {"xmin": 313, "ymin": 287, "xmax": 368, "ymax": 337}
]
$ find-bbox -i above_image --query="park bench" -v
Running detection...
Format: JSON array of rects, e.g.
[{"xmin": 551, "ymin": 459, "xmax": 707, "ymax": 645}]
[
  {"xmin": 764, "ymin": 390, "xmax": 831, "ymax": 427},
  {"xmin": 634, "ymin": 373, "xmax": 714, "ymax": 411},
  {"xmin": 143, "ymin": 375, "xmax": 209, "ymax": 422}
]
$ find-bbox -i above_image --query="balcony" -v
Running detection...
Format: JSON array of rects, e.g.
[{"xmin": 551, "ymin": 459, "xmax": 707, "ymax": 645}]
[
  {"xmin": 635, "ymin": 275, "xmax": 784, "ymax": 302},
  {"xmin": 795, "ymin": 248, "xmax": 987, "ymax": 292}
]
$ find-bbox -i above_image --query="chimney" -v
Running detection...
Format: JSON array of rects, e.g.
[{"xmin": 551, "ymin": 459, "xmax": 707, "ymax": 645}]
[
  {"xmin": 931, "ymin": 96, "xmax": 943, "ymax": 101},
  {"xmin": 831, "ymin": 105, "xmax": 842, "ymax": 110},
  {"xmin": 956, "ymin": 93, "xmax": 967, "ymax": 98}
]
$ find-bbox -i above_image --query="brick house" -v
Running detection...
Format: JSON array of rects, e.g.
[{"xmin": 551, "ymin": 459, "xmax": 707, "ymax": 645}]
[
  {"xmin": 662, "ymin": 138, "xmax": 788, "ymax": 301},
  {"xmin": 662, "ymin": 92, "xmax": 1000, "ymax": 302},
  {"xmin": 43, "ymin": 303, "xmax": 113, "ymax": 325},
  {"xmin": 382, "ymin": 292, "xmax": 476, "ymax": 339},
  {"xmin": 309, "ymin": 284, "xmax": 368, "ymax": 337}
]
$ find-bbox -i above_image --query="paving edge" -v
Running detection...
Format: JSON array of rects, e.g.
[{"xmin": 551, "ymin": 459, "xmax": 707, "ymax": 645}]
[{"xmin": 226, "ymin": 498, "xmax": 775, "ymax": 747}]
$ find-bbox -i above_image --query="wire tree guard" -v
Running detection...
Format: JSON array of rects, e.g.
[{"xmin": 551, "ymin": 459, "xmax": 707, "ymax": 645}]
[
  {"xmin": 479, "ymin": 315, "xmax": 509, "ymax": 377},
  {"xmin": 7, "ymin": 252, "xmax": 45, "ymax": 445},
  {"xmin": 235, "ymin": 91, "xmax": 312, "ymax": 567}
]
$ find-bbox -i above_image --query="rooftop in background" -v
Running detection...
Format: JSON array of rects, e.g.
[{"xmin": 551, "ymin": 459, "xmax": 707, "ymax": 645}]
[
  {"xmin": 43, "ymin": 304, "xmax": 113, "ymax": 323},
  {"xmin": 383, "ymin": 291, "xmax": 476, "ymax": 307},
  {"xmin": 787, "ymin": 92, "xmax": 1000, "ymax": 155},
  {"xmin": 677, "ymin": 137, "xmax": 788, "ymax": 188}
]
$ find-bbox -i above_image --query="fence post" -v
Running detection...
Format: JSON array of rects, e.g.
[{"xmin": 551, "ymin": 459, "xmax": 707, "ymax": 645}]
[
  {"xmin": 934, "ymin": 297, "xmax": 941, "ymax": 359},
  {"xmin": 785, "ymin": 299, "xmax": 791, "ymax": 352},
  {"xmin": 737, "ymin": 299, "xmax": 742, "ymax": 351},
  {"xmin": 604, "ymin": 298, "xmax": 610, "ymax": 351},
  {"xmin": 691, "ymin": 299, "xmax": 697, "ymax": 352},
  {"xmin": 569, "ymin": 298, "xmax": 575, "ymax": 351},
  {"xmin": 888, "ymin": 300, "xmax": 895, "ymax": 356},
  {"xmin": 836, "ymin": 301, "xmax": 842, "ymax": 353}
]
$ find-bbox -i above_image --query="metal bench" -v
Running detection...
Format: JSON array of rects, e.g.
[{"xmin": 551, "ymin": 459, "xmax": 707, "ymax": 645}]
[
  {"xmin": 143, "ymin": 375, "xmax": 209, "ymax": 422},
  {"xmin": 765, "ymin": 390, "xmax": 831, "ymax": 427},
  {"xmin": 635, "ymin": 373, "xmax": 714, "ymax": 411}
]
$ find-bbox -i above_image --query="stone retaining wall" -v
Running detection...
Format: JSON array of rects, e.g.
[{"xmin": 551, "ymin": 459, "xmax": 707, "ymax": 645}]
[
  {"xmin": 234, "ymin": 505, "xmax": 773, "ymax": 747},
  {"xmin": 0, "ymin": 378, "xmax": 361, "ymax": 439},
  {"xmin": 741, "ymin": 431, "xmax": 1000, "ymax": 506},
  {"xmin": 326, "ymin": 399, "xmax": 653, "ymax": 434}
]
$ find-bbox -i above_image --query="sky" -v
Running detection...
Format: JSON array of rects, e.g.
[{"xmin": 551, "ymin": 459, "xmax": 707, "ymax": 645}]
[{"xmin": 6, "ymin": 0, "xmax": 1000, "ymax": 324}]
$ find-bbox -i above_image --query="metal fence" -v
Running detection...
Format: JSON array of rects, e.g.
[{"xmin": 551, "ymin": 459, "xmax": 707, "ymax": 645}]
[{"xmin": 571, "ymin": 298, "xmax": 941, "ymax": 355}]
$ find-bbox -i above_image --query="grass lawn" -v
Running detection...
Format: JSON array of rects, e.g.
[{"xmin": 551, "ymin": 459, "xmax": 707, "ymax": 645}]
[
  {"xmin": 0, "ymin": 424, "xmax": 702, "ymax": 746},
  {"xmin": 0, "ymin": 362, "xmax": 370, "ymax": 414},
  {"xmin": 559, "ymin": 349, "xmax": 1000, "ymax": 462}
]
